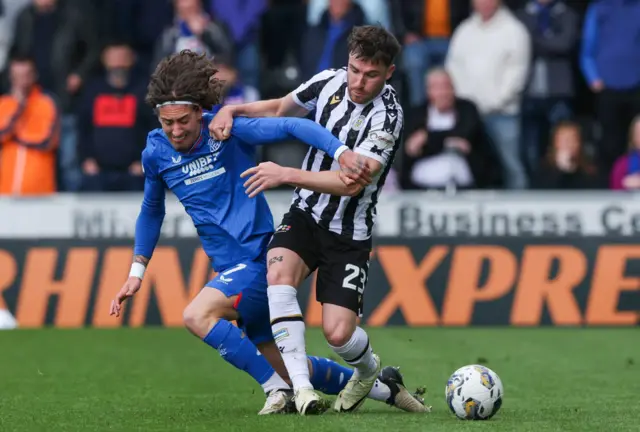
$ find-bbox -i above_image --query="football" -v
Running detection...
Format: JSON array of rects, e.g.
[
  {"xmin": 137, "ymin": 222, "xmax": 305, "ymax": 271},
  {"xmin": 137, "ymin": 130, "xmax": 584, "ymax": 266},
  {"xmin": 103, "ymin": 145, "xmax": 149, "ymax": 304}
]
[{"xmin": 445, "ymin": 365, "xmax": 503, "ymax": 420}]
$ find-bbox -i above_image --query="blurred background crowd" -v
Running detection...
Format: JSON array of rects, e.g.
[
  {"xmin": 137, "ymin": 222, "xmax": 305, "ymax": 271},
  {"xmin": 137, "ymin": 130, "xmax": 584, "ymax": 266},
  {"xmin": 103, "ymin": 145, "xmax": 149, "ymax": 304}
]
[{"xmin": 0, "ymin": 0, "xmax": 638, "ymax": 195}]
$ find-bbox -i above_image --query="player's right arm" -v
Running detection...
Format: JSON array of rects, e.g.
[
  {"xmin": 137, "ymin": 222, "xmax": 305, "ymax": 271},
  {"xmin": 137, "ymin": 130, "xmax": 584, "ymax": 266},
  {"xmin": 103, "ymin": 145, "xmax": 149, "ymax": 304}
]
[
  {"xmin": 109, "ymin": 140, "xmax": 166, "ymax": 317},
  {"xmin": 209, "ymin": 69, "xmax": 338, "ymax": 139},
  {"xmin": 221, "ymin": 94, "xmax": 307, "ymax": 119}
]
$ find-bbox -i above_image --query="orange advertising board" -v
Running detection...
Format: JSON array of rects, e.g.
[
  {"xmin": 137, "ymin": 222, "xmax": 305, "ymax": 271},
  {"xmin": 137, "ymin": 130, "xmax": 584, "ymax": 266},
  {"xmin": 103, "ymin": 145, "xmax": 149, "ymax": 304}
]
[{"xmin": 0, "ymin": 238, "xmax": 637, "ymax": 327}]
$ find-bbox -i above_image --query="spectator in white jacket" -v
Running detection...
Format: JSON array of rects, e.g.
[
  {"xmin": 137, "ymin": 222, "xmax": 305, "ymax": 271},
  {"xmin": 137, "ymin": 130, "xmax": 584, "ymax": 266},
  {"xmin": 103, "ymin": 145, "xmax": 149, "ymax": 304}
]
[{"xmin": 445, "ymin": 0, "xmax": 531, "ymax": 189}]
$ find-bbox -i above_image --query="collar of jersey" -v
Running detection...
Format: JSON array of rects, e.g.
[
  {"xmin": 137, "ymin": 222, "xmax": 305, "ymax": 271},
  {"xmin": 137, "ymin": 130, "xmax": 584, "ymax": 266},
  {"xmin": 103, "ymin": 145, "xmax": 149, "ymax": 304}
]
[{"xmin": 185, "ymin": 118, "xmax": 207, "ymax": 155}]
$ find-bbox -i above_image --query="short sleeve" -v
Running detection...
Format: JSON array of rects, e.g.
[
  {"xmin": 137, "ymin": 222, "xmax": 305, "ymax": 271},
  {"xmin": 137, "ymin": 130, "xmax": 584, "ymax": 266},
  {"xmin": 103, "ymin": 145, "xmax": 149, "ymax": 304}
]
[
  {"xmin": 355, "ymin": 101, "xmax": 404, "ymax": 166},
  {"xmin": 291, "ymin": 69, "xmax": 339, "ymax": 111}
]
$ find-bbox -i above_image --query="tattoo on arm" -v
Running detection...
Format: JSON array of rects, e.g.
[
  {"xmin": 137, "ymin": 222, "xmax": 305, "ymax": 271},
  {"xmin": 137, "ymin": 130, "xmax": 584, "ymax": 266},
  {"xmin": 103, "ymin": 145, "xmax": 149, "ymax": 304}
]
[
  {"xmin": 268, "ymin": 256, "xmax": 283, "ymax": 267},
  {"xmin": 133, "ymin": 255, "xmax": 149, "ymax": 266}
]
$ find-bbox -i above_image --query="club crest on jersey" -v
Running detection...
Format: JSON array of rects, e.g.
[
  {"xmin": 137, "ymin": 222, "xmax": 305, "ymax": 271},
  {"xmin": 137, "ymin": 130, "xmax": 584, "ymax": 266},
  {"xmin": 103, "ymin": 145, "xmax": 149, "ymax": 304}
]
[
  {"xmin": 352, "ymin": 115, "xmax": 366, "ymax": 131},
  {"xmin": 208, "ymin": 138, "xmax": 222, "ymax": 153}
]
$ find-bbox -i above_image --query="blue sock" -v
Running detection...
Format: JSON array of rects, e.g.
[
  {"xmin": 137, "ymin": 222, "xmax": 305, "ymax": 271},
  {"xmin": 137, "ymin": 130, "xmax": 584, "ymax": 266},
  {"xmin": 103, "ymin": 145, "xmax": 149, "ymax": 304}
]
[
  {"xmin": 308, "ymin": 355, "xmax": 354, "ymax": 395},
  {"xmin": 203, "ymin": 319, "xmax": 274, "ymax": 387}
]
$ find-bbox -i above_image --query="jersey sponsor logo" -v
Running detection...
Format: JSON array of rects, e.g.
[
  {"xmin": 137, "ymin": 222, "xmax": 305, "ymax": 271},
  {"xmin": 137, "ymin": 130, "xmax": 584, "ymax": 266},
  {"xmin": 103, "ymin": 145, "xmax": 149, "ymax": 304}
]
[
  {"xmin": 182, "ymin": 155, "xmax": 214, "ymax": 177},
  {"xmin": 368, "ymin": 131, "xmax": 395, "ymax": 149},
  {"xmin": 275, "ymin": 224, "xmax": 291, "ymax": 233},
  {"xmin": 183, "ymin": 167, "xmax": 226, "ymax": 185}
]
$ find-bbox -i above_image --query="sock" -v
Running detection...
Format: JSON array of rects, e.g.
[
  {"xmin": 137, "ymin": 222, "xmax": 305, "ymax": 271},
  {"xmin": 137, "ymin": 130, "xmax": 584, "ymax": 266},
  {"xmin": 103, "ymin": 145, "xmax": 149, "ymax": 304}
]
[
  {"xmin": 369, "ymin": 379, "xmax": 393, "ymax": 403},
  {"xmin": 330, "ymin": 326, "xmax": 378, "ymax": 378},
  {"xmin": 308, "ymin": 355, "xmax": 352, "ymax": 394},
  {"xmin": 308, "ymin": 355, "xmax": 392, "ymax": 402},
  {"xmin": 268, "ymin": 284, "xmax": 312, "ymax": 391},
  {"xmin": 203, "ymin": 319, "xmax": 289, "ymax": 393}
]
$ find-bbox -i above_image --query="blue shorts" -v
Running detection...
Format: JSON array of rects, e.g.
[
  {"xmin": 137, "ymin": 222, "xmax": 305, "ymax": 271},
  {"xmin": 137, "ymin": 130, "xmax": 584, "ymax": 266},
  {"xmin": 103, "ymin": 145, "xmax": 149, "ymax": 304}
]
[{"xmin": 205, "ymin": 259, "xmax": 273, "ymax": 345}]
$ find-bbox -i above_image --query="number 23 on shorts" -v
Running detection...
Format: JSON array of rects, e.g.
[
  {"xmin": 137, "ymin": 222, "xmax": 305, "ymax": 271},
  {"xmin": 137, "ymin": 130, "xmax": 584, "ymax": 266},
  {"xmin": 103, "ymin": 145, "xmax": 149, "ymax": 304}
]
[{"xmin": 342, "ymin": 263, "xmax": 367, "ymax": 294}]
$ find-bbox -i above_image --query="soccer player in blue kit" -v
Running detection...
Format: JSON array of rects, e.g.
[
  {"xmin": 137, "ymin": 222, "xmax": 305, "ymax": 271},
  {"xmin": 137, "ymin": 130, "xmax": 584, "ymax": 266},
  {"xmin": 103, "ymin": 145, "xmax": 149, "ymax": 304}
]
[{"xmin": 109, "ymin": 51, "xmax": 427, "ymax": 415}]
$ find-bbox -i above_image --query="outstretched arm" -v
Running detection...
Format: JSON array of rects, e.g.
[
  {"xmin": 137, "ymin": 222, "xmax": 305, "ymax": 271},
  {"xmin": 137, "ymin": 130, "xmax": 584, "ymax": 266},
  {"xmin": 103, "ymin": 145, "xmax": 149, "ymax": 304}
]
[
  {"xmin": 241, "ymin": 160, "xmax": 382, "ymax": 198},
  {"xmin": 209, "ymin": 69, "xmax": 336, "ymax": 138},
  {"xmin": 241, "ymin": 104, "xmax": 404, "ymax": 197},
  {"xmin": 231, "ymin": 116, "xmax": 372, "ymax": 185},
  {"xmin": 231, "ymin": 116, "xmax": 348, "ymax": 159}
]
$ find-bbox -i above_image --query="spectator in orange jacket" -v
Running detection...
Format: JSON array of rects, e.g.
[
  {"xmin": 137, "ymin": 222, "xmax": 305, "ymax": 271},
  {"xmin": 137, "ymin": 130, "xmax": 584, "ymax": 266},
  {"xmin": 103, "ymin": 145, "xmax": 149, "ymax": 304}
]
[{"xmin": 0, "ymin": 55, "xmax": 59, "ymax": 195}]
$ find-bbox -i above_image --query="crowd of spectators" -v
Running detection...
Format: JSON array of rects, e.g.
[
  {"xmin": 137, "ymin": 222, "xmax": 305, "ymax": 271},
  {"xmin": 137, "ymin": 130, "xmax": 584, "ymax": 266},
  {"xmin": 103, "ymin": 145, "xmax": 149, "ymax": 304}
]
[{"xmin": 0, "ymin": 0, "xmax": 638, "ymax": 195}]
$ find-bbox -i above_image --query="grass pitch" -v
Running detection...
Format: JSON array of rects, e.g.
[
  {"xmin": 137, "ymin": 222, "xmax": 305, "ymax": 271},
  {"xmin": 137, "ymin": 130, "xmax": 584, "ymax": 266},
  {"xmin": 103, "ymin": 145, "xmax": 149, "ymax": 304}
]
[{"xmin": 0, "ymin": 327, "xmax": 638, "ymax": 431}]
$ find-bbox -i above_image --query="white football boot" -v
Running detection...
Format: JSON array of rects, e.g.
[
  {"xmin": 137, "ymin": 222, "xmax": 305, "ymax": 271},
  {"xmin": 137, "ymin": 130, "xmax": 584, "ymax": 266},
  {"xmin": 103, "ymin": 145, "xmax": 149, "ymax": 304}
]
[
  {"xmin": 334, "ymin": 354, "xmax": 382, "ymax": 412},
  {"xmin": 258, "ymin": 390, "xmax": 292, "ymax": 415},
  {"xmin": 293, "ymin": 388, "xmax": 330, "ymax": 415}
]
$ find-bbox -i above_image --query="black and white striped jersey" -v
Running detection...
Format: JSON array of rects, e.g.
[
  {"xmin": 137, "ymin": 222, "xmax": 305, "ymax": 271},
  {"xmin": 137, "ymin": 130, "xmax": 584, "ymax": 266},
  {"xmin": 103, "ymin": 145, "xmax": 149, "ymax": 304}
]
[{"xmin": 289, "ymin": 68, "xmax": 404, "ymax": 241}]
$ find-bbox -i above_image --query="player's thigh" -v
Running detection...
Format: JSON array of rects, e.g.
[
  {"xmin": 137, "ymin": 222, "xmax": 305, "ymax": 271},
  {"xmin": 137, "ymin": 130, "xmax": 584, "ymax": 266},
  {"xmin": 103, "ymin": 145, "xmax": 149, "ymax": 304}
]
[
  {"xmin": 266, "ymin": 247, "xmax": 311, "ymax": 288},
  {"xmin": 317, "ymin": 245, "xmax": 370, "ymax": 346},
  {"xmin": 266, "ymin": 211, "xmax": 320, "ymax": 287},
  {"xmin": 183, "ymin": 287, "xmax": 239, "ymax": 338}
]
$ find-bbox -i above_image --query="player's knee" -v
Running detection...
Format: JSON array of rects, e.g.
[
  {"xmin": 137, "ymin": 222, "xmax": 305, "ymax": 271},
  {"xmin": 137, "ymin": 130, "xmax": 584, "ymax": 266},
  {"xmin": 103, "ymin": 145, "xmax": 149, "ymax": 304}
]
[
  {"xmin": 183, "ymin": 304, "xmax": 215, "ymax": 338},
  {"xmin": 183, "ymin": 302, "xmax": 231, "ymax": 338},
  {"xmin": 323, "ymin": 320, "xmax": 356, "ymax": 347},
  {"xmin": 266, "ymin": 266, "xmax": 299, "ymax": 287}
]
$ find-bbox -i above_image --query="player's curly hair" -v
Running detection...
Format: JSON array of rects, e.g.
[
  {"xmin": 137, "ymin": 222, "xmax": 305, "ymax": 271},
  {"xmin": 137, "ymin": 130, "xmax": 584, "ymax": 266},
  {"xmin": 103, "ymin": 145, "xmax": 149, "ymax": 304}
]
[
  {"xmin": 145, "ymin": 50, "xmax": 224, "ymax": 110},
  {"xmin": 348, "ymin": 25, "xmax": 401, "ymax": 67}
]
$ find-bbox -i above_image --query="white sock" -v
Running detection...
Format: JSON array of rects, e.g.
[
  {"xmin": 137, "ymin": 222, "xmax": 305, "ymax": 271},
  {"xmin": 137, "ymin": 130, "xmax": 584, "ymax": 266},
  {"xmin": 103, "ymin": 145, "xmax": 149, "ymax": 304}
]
[
  {"xmin": 262, "ymin": 371, "xmax": 291, "ymax": 394},
  {"xmin": 368, "ymin": 379, "xmax": 392, "ymax": 402},
  {"xmin": 268, "ymin": 284, "xmax": 312, "ymax": 391},
  {"xmin": 330, "ymin": 327, "xmax": 379, "ymax": 378}
]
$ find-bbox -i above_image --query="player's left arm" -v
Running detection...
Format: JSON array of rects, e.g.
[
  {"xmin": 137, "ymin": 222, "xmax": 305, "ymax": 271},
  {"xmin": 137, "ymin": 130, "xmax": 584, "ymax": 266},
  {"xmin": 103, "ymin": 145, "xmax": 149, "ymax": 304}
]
[
  {"xmin": 132, "ymin": 143, "xmax": 166, "ymax": 272},
  {"xmin": 242, "ymin": 162, "xmax": 376, "ymax": 198},
  {"xmin": 241, "ymin": 108, "xmax": 402, "ymax": 198},
  {"xmin": 230, "ymin": 116, "xmax": 372, "ymax": 185}
]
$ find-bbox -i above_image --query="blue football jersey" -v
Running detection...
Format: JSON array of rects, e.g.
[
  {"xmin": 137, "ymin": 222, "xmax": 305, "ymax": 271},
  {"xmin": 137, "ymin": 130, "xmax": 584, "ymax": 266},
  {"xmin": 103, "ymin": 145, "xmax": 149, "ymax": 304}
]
[{"xmin": 133, "ymin": 108, "xmax": 346, "ymax": 272}]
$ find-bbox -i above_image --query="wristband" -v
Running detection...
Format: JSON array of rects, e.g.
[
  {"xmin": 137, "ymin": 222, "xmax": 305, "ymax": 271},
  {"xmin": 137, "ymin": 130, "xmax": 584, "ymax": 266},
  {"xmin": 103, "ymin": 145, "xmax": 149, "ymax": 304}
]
[
  {"xmin": 333, "ymin": 145, "xmax": 349, "ymax": 162},
  {"xmin": 129, "ymin": 262, "xmax": 146, "ymax": 279}
]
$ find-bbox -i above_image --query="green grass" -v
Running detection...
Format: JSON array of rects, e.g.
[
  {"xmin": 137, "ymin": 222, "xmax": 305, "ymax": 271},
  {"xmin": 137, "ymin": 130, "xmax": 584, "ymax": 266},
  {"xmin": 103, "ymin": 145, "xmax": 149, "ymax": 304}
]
[{"xmin": 0, "ymin": 328, "xmax": 638, "ymax": 431}]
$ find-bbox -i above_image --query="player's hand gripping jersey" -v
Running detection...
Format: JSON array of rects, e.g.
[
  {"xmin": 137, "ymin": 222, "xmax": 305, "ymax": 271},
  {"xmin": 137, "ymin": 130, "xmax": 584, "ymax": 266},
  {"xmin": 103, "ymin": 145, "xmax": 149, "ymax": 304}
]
[{"xmin": 133, "ymin": 108, "xmax": 348, "ymax": 272}]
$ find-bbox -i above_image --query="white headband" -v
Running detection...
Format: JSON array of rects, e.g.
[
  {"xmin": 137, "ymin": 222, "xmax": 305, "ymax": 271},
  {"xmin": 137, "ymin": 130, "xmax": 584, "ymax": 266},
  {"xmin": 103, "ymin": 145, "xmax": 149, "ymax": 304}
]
[{"xmin": 155, "ymin": 101, "xmax": 196, "ymax": 108}]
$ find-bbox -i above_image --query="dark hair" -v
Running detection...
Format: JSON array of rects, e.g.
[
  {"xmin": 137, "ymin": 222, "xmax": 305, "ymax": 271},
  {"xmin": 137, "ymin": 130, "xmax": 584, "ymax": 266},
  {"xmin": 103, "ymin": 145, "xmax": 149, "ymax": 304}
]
[
  {"xmin": 347, "ymin": 25, "xmax": 401, "ymax": 67},
  {"xmin": 10, "ymin": 55, "xmax": 35, "ymax": 65},
  {"xmin": 146, "ymin": 50, "xmax": 223, "ymax": 110},
  {"xmin": 101, "ymin": 38, "xmax": 133, "ymax": 52}
]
